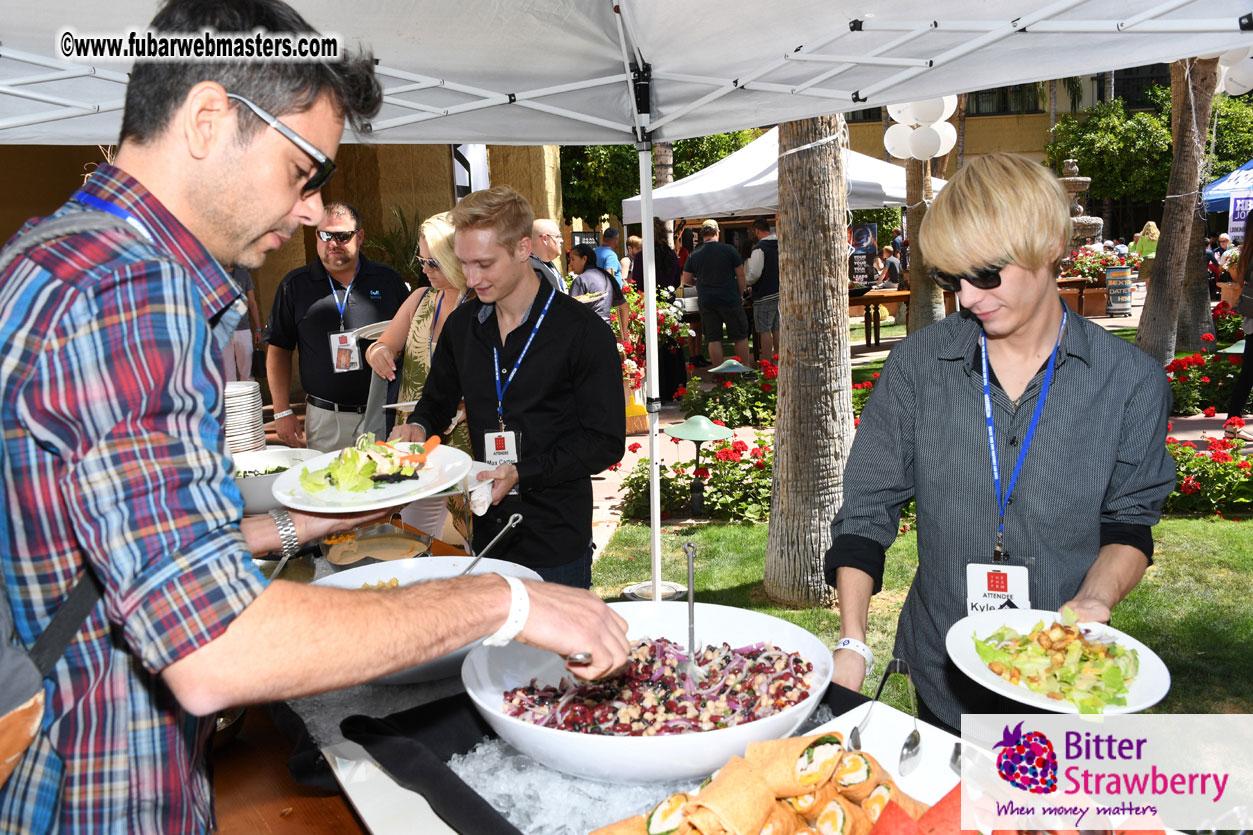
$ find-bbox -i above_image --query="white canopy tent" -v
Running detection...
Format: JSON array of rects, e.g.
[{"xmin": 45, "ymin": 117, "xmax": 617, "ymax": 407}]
[
  {"xmin": 621, "ymin": 127, "xmax": 946, "ymax": 222},
  {"xmin": 3, "ymin": 1, "xmax": 1249, "ymax": 595}
]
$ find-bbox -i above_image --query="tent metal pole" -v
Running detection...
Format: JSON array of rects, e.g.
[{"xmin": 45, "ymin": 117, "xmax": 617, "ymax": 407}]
[{"xmin": 637, "ymin": 142, "xmax": 662, "ymax": 602}]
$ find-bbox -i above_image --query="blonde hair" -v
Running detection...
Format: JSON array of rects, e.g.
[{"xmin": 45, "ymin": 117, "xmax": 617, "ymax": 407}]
[
  {"xmin": 1139, "ymin": 221, "xmax": 1160, "ymax": 241},
  {"xmin": 420, "ymin": 212, "xmax": 466, "ymax": 293},
  {"xmin": 920, "ymin": 153, "xmax": 1070, "ymax": 276},
  {"xmin": 448, "ymin": 186, "xmax": 534, "ymax": 253}
]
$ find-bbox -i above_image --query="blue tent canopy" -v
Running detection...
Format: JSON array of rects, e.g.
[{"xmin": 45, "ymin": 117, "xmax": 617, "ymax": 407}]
[{"xmin": 1205, "ymin": 158, "xmax": 1253, "ymax": 213}]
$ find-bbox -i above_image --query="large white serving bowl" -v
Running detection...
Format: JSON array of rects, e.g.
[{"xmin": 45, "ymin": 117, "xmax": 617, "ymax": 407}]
[
  {"xmin": 231, "ymin": 447, "xmax": 322, "ymax": 515},
  {"xmin": 461, "ymin": 601, "xmax": 833, "ymax": 783},
  {"xmin": 313, "ymin": 556, "xmax": 541, "ymax": 684}
]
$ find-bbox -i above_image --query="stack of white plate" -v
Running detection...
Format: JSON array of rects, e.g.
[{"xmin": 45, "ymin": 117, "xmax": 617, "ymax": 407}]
[{"xmin": 224, "ymin": 381, "xmax": 266, "ymax": 454}]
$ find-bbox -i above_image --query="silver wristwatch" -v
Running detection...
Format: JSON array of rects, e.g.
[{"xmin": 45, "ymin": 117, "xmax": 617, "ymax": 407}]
[{"xmin": 268, "ymin": 509, "xmax": 300, "ymax": 558}]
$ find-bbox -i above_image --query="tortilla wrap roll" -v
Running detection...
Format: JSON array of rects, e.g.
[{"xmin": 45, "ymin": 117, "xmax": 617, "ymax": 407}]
[
  {"xmin": 645, "ymin": 793, "xmax": 694, "ymax": 835},
  {"xmin": 831, "ymin": 751, "xmax": 885, "ymax": 802},
  {"xmin": 785, "ymin": 782, "xmax": 840, "ymax": 822},
  {"xmin": 812, "ymin": 793, "xmax": 872, "ymax": 835},
  {"xmin": 861, "ymin": 780, "xmax": 930, "ymax": 823},
  {"xmin": 591, "ymin": 814, "xmax": 647, "ymax": 834},
  {"xmin": 759, "ymin": 801, "xmax": 807, "ymax": 835},
  {"xmin": 681, "ymin": 757, "xmax": 773, "ymax": 835},
  {"xmin": 745, "ymin": 733, "xmax": 845, "ymax": 797}
]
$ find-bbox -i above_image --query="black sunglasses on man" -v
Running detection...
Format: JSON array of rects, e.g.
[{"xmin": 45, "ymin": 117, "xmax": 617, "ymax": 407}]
[
  {"xmin": 929, "ymin": 263, "xmax": 1005, "ymax": 293},
  {"xmin": 227, "ymin": 93, "xmax": 337, "ymax": 196}
]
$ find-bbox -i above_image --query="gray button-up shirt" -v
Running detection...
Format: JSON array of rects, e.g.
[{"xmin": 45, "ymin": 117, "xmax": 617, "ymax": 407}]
[{"xmin": 825, "ymin": 309, "xmax": 1175, "ymax": 727}]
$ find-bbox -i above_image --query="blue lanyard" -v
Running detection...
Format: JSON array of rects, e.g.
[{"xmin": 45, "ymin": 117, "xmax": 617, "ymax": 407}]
[
  {"xmin": 492, "ymin": 288, "xmax": 556, "ymax": 429},
  {"xmin": 429, "ymin": 290, "xmax": 445, "ymax": 356},
  {"xmin": 327, "ymin": 260, "xmax": 361, "ymax": 329},
  {"xmin": 980, "ymin": 308, "xmax": 1067, "ymax": 560},
  {"xmin": 70, "ymin": 190, "xmax": 153, "ymax": 243}
]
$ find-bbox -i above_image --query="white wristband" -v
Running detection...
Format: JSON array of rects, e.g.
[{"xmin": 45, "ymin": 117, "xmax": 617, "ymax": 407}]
[
  {"xmin": 273, "ymin": 409, "xmax": 294, "ymax": 420},
  {"xmin": 482, "ymin": 574, "xmax": 530, "ymax": 646},
  {"xmin": 834, "ymin": 637, "xmax": 874, "ymax": 673}
]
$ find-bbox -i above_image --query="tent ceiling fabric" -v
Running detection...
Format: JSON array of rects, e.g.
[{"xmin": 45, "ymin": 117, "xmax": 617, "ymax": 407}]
[
  {"xmin": 1, "ymin": 0, "xmax": 1249, "ymax": 145},
  {"xmin": 620, "ymin": 127, "xmax": 947, "ymax": 222}
]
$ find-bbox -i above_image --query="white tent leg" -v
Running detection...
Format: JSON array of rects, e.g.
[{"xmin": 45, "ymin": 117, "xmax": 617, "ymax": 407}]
[{"xmin": 637, "ymin": 144, "xmax": 662, "ymax": 601}]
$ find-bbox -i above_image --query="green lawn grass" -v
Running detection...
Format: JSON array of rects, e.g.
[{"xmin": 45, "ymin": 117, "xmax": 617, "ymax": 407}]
[{"xmin": 594, "ymin": 518, "xmax": 1253, "ymax": 716}]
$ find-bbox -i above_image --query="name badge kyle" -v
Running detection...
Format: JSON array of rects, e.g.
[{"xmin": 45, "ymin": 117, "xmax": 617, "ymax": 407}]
[
  {"xmin": 484, "ymin": 430, "xmax": 521, "ymax": 495},
  {"xmin": 966, "ymin": 563, "xmax": 1031, "ymax": 614},
  {"xmin": 329, "ymin": 331, "xmax": 361, "ymax": 372}
]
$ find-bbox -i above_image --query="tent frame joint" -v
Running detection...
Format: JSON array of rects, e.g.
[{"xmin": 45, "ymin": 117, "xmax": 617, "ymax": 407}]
[
  {"xmin": 1241, "ymin": 12, "xmax": 1253, "ymax": 30},
  {"xmin": 646, "ymin": 397, "xmax": 662, "ymax": 413}
]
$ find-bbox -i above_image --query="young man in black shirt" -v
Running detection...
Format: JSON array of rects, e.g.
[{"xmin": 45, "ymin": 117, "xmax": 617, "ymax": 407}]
[{"xmin": 392, "ymin": 187, "xmax": 625, "ymax": 587}]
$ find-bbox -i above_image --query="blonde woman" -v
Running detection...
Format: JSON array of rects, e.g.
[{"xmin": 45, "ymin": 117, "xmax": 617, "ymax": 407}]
[
  {"xmin": 1130, "ymin": 220, "xmax": 1159, "ymax": 284},
  {"xmin": 366, "ymin": 212, "xmax": 472, "ymax": 539}
]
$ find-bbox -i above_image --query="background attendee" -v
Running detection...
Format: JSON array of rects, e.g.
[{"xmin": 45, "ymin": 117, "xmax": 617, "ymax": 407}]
[
  {"xmin": 223, "ymin": 264, "xmax": 263, "ymax": 381},
  {"xmin": 1131, "ymin": 220, "xmax": 1160, "ymax": 285},
  {"xmin": 393, "ymin": 187, "xmax": 625, "ymax": 588},
  {"xmin": 874, "ymin": 245, "xmax": 902, "ymax": 289},
  {"xmin": 569, "ymin": 242, "xmax": 619, "ymax": 323},
  {"xmin": 825, "ymin": 153, "xmax": 1174, "ymax": 735},
  {"xmin": 529, "ymin": 217, "xmax": 567, "ymax": 293},
  {"xmin": 682, "ymin": 218, "xmax": 748, "ymax": 370},
  {"xmin": 366, "ymin": 212, "xmax": 473, "ymax": 539},
  {"xmin": 623, "ymin": 234, "xmax": 641, "ymax": 290},
  {"xmin": 1226, "ymin": 251, "xmax": 1253, "ymax": 444},
  {"xmin": 594, "ymin": 227, "xmax": 624, "ymax": 287},
  {"xmin": 265, "ymin": 202, "xmax": 409, "ymax": 451},
  {"xmin": 0, "ymin": 2, "xmax": 630, "ymax": 830},
  {"xmin": 745, "ymin": 218, "xmax": 780, "ymax": 360}
]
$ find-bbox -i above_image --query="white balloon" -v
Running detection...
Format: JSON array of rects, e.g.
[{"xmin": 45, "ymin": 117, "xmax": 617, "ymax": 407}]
[
  {"xmin": 911, "ymin": 97, "xmax": 947, "ymax": 125},
  {"xmin": 884, "ymin": 123, "xmax": 915, "ymax": 159},
  {"xmin": 910, "ymin": 125, "xmax": 942, "ymax": 160},
  {"xmin": 887, "ymin": 102, "xmax": 917, "ymax": 126},
  {"xmin": 939, "ymin": 94, "xmax": 958, "ymax": 122},
  {"xmin": 1218, "ymin": 46, "xmax": 1253, "ymax": 68},
  {"xmin": 1227, "ymin": 58, "xmax": 1253, "ymax": 91},
  {"xmin": 934, "ymin": 120, "xmax": 958, "ymax": 156},
  {"xmin": 1226, "ymin": 72, "xmax": 1253, "ymax": 97}
]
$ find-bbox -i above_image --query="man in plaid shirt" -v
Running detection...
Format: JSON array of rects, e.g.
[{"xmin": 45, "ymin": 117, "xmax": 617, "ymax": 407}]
[{"xmin": 0, "ymin": 1, "xmax": 629, "ymax": 831}]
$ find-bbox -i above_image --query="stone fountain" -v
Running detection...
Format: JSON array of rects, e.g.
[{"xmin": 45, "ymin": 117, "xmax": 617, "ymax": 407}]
[{"xmin": 1058, "ymin": 158, "xmax": 1103, "ymax": 251}]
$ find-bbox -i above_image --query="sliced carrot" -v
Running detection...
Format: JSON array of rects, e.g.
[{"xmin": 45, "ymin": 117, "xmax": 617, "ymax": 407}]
[{"xmin": 422, "ymin": 435, "xmax": 442, "ymax": 454}]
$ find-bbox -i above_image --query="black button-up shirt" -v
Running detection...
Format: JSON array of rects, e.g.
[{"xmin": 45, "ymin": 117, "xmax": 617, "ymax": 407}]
[
  {"xmin": 407, "ymin": 283, "xmax": 625, "ymax": 568},
  {"xmin": 825, "ymin": 309, "xmax": 1175, "ymax": 728}
]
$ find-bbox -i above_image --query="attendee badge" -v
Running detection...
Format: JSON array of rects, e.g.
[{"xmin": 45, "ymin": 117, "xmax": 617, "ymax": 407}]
[
  {"xmin": 329, "ymin": 331, "xmax": 361, "ymax": 372},
  {"xmin": 965, "ymin": 563, "xmax": 1031, "ymax": 614},
  {"xmin": 484, "ymin": 429, "xmax": 521, "ymax": 495}
]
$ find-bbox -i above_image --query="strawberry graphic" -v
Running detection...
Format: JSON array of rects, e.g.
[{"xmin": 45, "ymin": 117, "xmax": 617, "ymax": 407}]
[{"xmin": 993, "ymin": 722, "xmax": 1058, "ymax": 794}]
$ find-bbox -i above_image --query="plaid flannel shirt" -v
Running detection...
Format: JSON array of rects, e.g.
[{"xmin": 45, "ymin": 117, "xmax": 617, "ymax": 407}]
[{"xmin": 0, "ymin": 165, "xmax": 266, "ymax": 833}]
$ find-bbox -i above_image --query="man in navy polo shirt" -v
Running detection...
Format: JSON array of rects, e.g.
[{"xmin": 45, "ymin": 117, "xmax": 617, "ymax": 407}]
[{"xmin": 266, "ymin": 202, "xmax": 409, "ymax": 451}]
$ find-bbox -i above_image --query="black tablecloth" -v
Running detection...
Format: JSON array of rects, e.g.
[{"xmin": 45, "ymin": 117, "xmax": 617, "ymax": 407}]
[{"xmin": 340, "ymin": 683, "xmax": 869, "ymax": 835}]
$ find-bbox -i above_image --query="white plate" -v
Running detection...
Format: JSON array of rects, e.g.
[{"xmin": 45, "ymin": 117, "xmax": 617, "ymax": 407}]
[
  {"xmin": 809, "ymin": 700, "xmax": 962, "ymax": 805},
  {"xmin": 313, "ymin": 556, "xmax": 541, "ymax": 683},
  {"xmin": 273, "ymin": 444, "xmax": 473, "ymax": 514},
  {"xmin": 945, "ymin": 608, "xmax": 1170, "ymax": 714},
  {"xmin": 462, "ymin": 601, "xmax": 832, "ymax": 783}
]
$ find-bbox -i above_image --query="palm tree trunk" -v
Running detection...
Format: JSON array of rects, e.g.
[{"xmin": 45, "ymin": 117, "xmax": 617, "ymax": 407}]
[
  {"xmin": 1176, "ymin": 218, "xmax": 1215, "ymax": 351},
  {"xmin": 764, "ymin": 115, "xmax": 848, "ymax": 608},
  {"xmin": 906, "ymin": 159, "xmax": 943, "ymax": 333},
  {"xmin": 1048, "ymin": 80, "xmax": 1058, "ymax": 128},
  {"xmin": 955, "ymin": 93, "xmax": 968, "ymax": 171},
  {"xmin": 653, "ymin": 141, "xmax": 675, "ymax": 247},
  {"xmin": 1105, "ymin": 69, "xmax": 1115, "ymax": 102},
  {"xmin": 1135, "ymin": 57, "xmax": 1219, "ymax": 362},
  {"xmin": 881, "ymin": 106, "xmax": 892, "ymax": 163}
]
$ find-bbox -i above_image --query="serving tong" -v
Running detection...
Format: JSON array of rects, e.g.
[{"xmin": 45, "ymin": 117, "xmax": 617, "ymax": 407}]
[
  {"xmin": 681, "ymin": 542, "xmax": 705, "ymax": 684},
  {"xmin": 848, "ymin": 658, "xmax": 922, "ymax": 776},
  {"xmin": 457, "ymin": 513, "xmax": 522, "ymax": 576}
]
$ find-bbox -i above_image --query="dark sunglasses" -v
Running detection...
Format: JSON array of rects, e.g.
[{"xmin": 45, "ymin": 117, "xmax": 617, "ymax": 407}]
[
  {"xmin": 417, "ymin": 257, "xmax": 441, "ymax": 270},
  {"xmin": 929, "ymin": 263, "xmax": 1006, "ymax": 293},
  {"xmin": 226, "ymin": 93, "xmax": 336, "ymax": 196},
  {"xmin": 316, "ymin": 229, "xmax": 358, "ymax": 243}
]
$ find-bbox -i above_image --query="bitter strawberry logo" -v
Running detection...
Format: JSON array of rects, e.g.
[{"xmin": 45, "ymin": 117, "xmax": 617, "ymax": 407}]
[{"xmin": 994, "ymin": 721, "xmax": 1058, "ymax": 794}]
